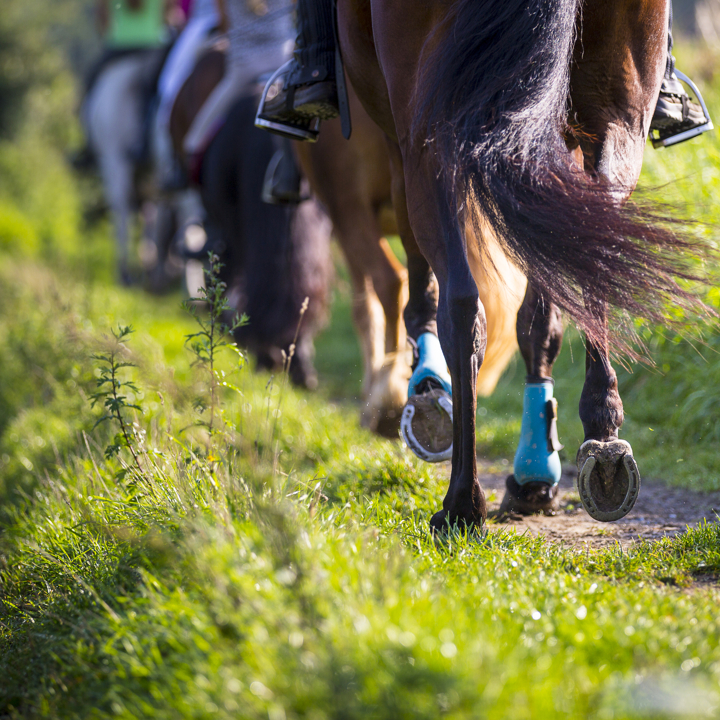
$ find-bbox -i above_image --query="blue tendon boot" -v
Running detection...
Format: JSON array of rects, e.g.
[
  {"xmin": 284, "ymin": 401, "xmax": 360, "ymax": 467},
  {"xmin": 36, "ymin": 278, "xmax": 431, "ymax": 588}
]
[
  {"xmin": 400, "ymin": 333, "xmax": 454, "ymax": 462},
  {"xmin": 500, "ymin": 378, "xmax": 562, "ymax": 516}
]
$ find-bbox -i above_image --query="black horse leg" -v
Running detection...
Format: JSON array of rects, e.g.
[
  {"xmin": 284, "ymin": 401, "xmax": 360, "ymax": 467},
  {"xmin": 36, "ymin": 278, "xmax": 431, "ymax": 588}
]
[
  {"xmin": 390, "ymin": 142, "xmax": 486, "ymax": 529},
  {"xmin": 387, "ymin": 141, "xmax": 454, "ymax": 462},
  {"xmin": 576, "ymin": 304, "xmax": 640, "ymax": 521},
  {"xmin": 500, "ymin": 284, "xmax": 565, "ymax": 515},
  {"xmin": 431, "ymin": 268, "xmax": 487, "ymax": 530}
]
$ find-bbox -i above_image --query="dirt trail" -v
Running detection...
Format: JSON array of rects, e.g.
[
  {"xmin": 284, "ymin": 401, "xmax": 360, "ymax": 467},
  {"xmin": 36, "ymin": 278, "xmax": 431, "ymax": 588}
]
[{"xmin": 478, "ymin": 464, "xmax": 720, "ymax": 549}]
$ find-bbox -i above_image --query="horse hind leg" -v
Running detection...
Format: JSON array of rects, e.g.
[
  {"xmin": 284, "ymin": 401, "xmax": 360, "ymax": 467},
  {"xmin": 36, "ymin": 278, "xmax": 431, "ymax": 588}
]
[
  {"xmin": 499, "ymin": 284, "xmax": 565, "ymax": 517},
  {"xmin": 576, "ymin": 307, "xmax": 640, "ymax": 521},
  {"xmin": 386, "ymin": 142, "xmax": 455, "ymax": 462},
  {"xmin": 565, "ymin": 0, "xmax": 669, "ymax": 521},
  {"xmin": 570, "ymin": 129, "xmax": 647, "ymax": 523}
]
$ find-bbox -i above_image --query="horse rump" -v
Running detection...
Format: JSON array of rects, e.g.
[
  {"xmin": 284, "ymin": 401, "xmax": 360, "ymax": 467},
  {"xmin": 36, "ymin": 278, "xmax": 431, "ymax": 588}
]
[{"xmin": 413, "ymin": 0, "xmax": 710, "ymax": 355}]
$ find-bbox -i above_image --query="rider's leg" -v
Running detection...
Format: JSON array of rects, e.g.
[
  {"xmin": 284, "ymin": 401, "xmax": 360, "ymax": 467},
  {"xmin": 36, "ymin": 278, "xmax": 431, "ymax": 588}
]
[
  {"xmin": 256, "ymin": 0, "xmax": 339, "ymax": 128},
  {"xmin": 183, "ymin": 65, "xmax": 246, "ymax": 162},
  {"xmin": 650, "ymin": 0, "xmax": 711, "ymax": 144}
]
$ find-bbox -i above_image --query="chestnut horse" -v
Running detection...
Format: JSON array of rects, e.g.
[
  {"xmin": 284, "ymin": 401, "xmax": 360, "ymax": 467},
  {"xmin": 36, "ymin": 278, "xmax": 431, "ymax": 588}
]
[
  {"xmin": 337, "ymin": 0, "xmax": 703, "ymax": 529},
  {"xmin": 297, "ymin": 91, "xmax": 526, "ymax": 437}
]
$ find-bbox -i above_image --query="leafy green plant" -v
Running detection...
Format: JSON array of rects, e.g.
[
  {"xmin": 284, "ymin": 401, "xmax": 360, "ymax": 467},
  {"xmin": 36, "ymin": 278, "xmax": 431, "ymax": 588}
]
[
  {"xmin": 183, "ymin": 253, "xmax": 247, "ymax": 437},
  {"xmin": 91, "ymin": 324, "xmax": 145, "ymax": 477}
]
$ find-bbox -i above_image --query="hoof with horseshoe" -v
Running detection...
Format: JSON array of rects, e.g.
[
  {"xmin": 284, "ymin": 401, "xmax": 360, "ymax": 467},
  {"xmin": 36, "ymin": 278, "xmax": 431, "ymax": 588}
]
[
  {"xmin": 576, "ymin": 438, "xmax": 640, "ymax": 522},
  {"xmin": 401, "ymin": 333, "xmax": 453, "ymax": 463},
  {"xmin": 498, "ymin": 475, "xmax": 561, "ymax": 517},
  {"xmin": 400, "ymin": 388, "xmax": 453, "ymax": 462}
]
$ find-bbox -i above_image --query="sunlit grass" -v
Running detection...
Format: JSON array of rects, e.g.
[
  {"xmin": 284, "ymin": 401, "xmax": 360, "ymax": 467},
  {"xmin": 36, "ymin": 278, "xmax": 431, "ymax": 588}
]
[{"xmin": 2, "ymin": 249, "xmax": 720, "ymax": 718}]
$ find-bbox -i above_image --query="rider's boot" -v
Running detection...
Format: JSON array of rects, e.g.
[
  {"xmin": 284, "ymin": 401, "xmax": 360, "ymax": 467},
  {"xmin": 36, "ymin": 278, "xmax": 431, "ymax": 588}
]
[
  {"xmin": 256, "ymin": 0, "xmax": 339, "ymax": 139},
  {"xmin": 649, "ymin": 3, "xmax": 713, "ymax": 148},
  {"xmin": 650, "ymin": 74, "xmax": 712, "ymax": 147}
]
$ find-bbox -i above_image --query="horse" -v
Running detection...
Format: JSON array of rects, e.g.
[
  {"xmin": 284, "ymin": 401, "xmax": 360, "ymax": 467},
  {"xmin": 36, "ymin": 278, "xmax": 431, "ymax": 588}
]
[
  {"xmin": 336, "ymin": 0, "xmax": 705, "ymax": 529},
  {"xmin": 83, "ymin": 48, "xmax": 169, "ymax": 285},
  {"xmin": 297, "ymin": 88, "xmax": 526, "ymax": 438},
  {"xmin": 170, "ymin": 45, "xmax": 332, "ymax": 389}
]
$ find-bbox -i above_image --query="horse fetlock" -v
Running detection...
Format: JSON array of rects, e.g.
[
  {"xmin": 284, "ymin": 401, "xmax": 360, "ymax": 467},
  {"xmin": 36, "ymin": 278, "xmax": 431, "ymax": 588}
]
[
  {"xmin": 431, "ymin": 481, "xmax": 486, "ymax": 533},
  {"xmin": 576, "ymin": 438, "xmax": 640, "ymax": 522}
]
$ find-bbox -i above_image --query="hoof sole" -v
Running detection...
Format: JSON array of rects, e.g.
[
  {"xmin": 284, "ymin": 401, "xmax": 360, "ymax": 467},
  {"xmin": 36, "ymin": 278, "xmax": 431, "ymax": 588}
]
[
  {"xmin": 498, "ymin": 475, "xmax": 560, "ymax": 517},
  {"xmin": 577, "ymin": 439, "xmax": 640, "ymax": 522},
  {"xmin": 400, "ymin": 389, "xmax": 453, "ymax": 462}
]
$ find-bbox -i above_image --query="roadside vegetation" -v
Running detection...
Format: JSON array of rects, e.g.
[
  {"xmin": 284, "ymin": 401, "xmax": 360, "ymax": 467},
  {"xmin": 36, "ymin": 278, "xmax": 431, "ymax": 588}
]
[{"xmin": 1, "ymin": 9, "xmax": 720, "ymax": 718}]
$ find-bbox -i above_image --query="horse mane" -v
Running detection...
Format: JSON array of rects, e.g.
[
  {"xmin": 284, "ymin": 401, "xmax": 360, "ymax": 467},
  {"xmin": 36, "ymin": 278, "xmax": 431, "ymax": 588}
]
[{"xmin": 412, "ymin": 0, "xmax": 709, "ymax": 355}]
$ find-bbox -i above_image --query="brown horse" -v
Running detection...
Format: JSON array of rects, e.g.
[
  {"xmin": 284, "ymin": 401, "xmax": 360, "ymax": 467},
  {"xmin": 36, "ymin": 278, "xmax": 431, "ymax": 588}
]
[
  {"xmin": 337, "ymin": 0, "xmax": 704, "ymax": 529},
  {"xmin": 297, "ymin": 90, "xmax": 525, "ymax": 437},
  {"xmin": 170, "ymin": 44, "xmax": 332, "ymax": 388}
]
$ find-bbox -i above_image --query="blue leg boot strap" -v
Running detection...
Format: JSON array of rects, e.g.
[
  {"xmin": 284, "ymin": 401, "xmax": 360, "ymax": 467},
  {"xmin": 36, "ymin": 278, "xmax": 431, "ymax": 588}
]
[
  {"xmin": 407, "ymin": 333, "xmax": 452, "ymax": 398},
  {"xmin": 513, "ymin": 378, "xmax": 562, "ymax": 486}
]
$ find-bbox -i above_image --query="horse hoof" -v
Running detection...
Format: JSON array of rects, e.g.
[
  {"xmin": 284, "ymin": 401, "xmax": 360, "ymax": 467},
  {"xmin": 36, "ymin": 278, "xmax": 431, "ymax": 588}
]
[
  {"xmin": 429, "ymin": 509, "xmax": 484, "ymax": 535},
  {"xmin": 576, "ymin": 439, "xmax": 640, "ymax": 522},
  {"xmin": 498, "ymin": 475, "xmax": 560, "ymax": 517},
  {"xmin": 400, "ymin": 389, "xmax": 453, "ymax": 462}
]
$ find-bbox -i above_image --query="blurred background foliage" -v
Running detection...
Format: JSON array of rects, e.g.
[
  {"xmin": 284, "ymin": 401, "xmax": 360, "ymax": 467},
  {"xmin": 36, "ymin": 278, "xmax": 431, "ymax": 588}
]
[{"xmin": 0, "ymin": 0, "xmax": 112, "ymax": 280}]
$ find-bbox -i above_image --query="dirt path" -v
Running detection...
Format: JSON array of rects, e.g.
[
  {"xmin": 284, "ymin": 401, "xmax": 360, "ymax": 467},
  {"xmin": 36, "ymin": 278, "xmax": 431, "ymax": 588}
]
[{"xmin": 478, "ymin": 464, "xmax": 720, "ymax": 549}]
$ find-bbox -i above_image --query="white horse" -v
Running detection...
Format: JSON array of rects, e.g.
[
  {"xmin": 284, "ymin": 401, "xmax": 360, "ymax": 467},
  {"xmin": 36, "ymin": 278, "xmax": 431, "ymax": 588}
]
[{"xmin": 84, "ymin": 49, "xmax": 165, "ymax": 284}]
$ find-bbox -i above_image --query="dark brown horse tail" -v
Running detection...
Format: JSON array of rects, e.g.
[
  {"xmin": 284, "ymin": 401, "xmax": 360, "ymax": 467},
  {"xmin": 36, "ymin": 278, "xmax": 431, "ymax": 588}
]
[{"xmin": 413, "ymin": 0, "xmax": 707, "ymax": 352}]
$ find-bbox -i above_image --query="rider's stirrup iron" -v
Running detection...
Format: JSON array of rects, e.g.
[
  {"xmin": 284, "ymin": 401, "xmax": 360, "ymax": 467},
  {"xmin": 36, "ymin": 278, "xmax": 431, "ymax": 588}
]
[
  {"xmin": 651, "ymin": 69, "xmax": 714, "ymax": 148},
  {"xmin": 256, "ymin": 62, "xmax": 322, "ymax": 142}
]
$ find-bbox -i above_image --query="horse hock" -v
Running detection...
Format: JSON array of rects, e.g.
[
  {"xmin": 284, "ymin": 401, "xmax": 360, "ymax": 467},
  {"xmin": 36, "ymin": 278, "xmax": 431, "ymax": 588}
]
[
  {"xmin": 500, "ymin": 379, "xmax": 563, "ymax": 516},
  {"xmin": 400, "ymin": 332, "xmax": 453, "ymax": 462},
  {"xmin": 577, "ymin": 438, "xmax": 640, "ymax": 522}
]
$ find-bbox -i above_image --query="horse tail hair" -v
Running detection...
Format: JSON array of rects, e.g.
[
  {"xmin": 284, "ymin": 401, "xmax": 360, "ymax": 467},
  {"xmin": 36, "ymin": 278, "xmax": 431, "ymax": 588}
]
[{"xmin": 413, "ymin": 0, "xmax": 708, "ymax": 353}]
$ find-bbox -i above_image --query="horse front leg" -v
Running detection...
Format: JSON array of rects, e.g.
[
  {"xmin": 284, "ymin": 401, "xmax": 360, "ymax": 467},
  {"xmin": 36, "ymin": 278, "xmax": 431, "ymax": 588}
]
[{"xmin": 500, "ymin": 284, "xmax": 565, "ymax": 516}]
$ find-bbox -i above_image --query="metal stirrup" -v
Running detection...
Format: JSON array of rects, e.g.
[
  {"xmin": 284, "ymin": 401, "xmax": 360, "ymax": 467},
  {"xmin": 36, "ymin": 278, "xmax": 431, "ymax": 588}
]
[
  {"xmin": 255, "ymin": 61, "xmax": 321, "ymax": 142},
  {"xmin": 651, "ymin": 69, "xmax": 714, "ymax": 148}
]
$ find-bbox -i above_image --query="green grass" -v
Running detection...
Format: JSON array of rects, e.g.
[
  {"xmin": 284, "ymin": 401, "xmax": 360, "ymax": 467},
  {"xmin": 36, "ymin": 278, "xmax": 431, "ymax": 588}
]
[
  {"xmin": 4, "ymin": 37, "xmax": 720, "ymax": 720},
  {"xmin": 2, "ymin": 250, "xmax": 720, "ymax": 719}
]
